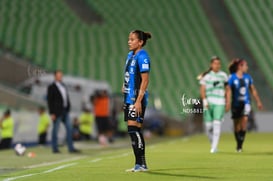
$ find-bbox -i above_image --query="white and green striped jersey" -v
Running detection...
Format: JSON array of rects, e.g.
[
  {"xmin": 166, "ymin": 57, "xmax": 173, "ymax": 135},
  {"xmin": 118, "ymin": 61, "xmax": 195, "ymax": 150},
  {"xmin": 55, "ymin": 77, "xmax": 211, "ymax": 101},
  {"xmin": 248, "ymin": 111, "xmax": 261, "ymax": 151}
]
[{"xmin": 200, "ymin": 70, "xmax": 228, "ymax": 105}]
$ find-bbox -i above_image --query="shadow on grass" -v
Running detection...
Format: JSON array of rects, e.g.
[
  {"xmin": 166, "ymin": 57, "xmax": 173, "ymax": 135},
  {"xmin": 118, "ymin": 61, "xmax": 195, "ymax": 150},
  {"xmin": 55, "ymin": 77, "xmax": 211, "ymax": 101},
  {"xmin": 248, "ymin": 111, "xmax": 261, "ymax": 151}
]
[
  {"xmin": 143, "ymin": 168, "xmax": 219, "ymax": 179},
  {"xmin": 219, "ymin": 151, "xmax": 273, "ymax": 156}
]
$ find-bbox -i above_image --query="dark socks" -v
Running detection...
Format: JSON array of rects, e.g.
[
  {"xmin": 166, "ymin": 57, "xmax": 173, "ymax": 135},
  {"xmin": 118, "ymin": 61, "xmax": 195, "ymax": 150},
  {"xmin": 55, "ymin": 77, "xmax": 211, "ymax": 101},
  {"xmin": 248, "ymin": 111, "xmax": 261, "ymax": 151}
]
[
  {"xmin": 235, "ymin": 130, "xmax": 246, "ymax": 150},
  {"xmin": 139, "ymin": 130, "xmax": 147, "ymax": 167},
  {"xmin": 128, "ymin": 126, "xmax": 141, "ymax": 165},
  {"xmin": 234, "ymin": 131, "xmax": 240, "ymax": 149},
  {"xmin": 128, "ymin": 126, "xmax": 147, "ymax": 167},
  {"xmin": 239, "ymin": 130, "xmax": 246, "ymax": 149}
]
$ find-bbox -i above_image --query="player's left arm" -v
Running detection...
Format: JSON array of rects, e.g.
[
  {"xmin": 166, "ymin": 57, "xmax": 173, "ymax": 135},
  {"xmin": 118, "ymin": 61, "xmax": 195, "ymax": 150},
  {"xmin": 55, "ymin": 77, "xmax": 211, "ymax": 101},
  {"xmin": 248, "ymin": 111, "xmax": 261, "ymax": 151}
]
[
  {"xmin": 134, "ymin": 72, "xmax": 149, "ymax": 115},
  {"xmin": 249, "ymin": 84, "xmax": 263, "ymax": 110}
]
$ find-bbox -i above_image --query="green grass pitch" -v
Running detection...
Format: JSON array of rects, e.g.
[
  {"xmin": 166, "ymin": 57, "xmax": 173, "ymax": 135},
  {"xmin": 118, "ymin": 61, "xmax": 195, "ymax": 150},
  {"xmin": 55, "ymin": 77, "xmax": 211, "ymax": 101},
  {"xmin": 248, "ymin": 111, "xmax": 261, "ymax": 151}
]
[{"xmin": 0, "ymin": 133, "xmax": 273, "ymax": 181}]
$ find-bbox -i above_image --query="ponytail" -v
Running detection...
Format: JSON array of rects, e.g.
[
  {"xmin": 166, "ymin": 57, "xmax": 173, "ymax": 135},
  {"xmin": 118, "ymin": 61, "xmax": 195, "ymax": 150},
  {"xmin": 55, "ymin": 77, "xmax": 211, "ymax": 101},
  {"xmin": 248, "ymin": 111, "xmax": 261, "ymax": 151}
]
[
  {"xmin": 197, "ymin": 68, "xmax": 211, "ymax": 80},
  {"xmin": 131, "ymin": 30, "xmax": 152, "ymax": 47},
  {"xmin": 229, "ymin": 58, "xmax": 245, "ymax": 74}
]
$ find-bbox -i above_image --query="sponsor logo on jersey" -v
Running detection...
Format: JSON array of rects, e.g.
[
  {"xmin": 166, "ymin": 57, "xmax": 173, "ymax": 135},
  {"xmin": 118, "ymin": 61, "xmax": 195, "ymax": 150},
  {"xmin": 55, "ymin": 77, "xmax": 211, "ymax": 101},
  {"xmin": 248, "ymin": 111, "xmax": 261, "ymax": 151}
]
[
  {"xmin": 131, "ymin": 59, "xmax": 136, "ymax": 66},
  {"xmin": 125, "ymin": 72, "xmax": 129, "ymax": 83},
  {"xmin": 245, "ymin": 78, "xmax": 249, "ymax": 86},
  {"xmin": 144, "ymin": 59, "xmax": 148, "ymax": 63},
  {"xmin": 234, "ymin": 79, "xmax": 239, "ymax": 86},
  {"xmin": 239, "ymin": 87, "xmax": 246, "ymax": 95},
  {"xmin": 142, "ymin": 64, "xmax": 149, "ymax": 69},
  {"xmin": 130, "ymin": 67, "xmax": 134, "ymax": 74}
]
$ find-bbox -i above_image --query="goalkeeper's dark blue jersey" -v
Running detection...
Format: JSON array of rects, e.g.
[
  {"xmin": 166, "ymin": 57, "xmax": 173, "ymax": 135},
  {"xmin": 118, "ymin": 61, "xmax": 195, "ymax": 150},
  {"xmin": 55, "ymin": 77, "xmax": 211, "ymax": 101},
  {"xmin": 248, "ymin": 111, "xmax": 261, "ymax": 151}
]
[
  {"xmin": 123, "ymin": 49, "xmax": 150, "ymax": 106},
  {"xmin": 228, "ymin": 73, "xmax": 253, "ymax": 107}
]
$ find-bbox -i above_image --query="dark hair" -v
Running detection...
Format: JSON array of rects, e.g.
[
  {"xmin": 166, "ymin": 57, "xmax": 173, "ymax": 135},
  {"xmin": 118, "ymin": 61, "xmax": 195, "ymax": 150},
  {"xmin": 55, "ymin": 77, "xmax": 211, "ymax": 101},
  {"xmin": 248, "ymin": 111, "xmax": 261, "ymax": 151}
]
[
  {"xmin": 39, "ymin": 106, "xmax": 45, "ymax": 111},
  {"xmin": 229, "ymin": 58, "xmax": 245, "ymax": 74},
  {"xmin": 131, "ymin": 30, "xmax": 152, "ymax": 47},
  {"xmin": 54, "ymin": 69, "xmax": 62, "ymax": 75},
  {"xmin": 197, "ymin": 56, "xmax": 220, "ymax": 80},
  {"xmin": 4, "ymin": 109, "xmax": 11, "ymax": 116}
]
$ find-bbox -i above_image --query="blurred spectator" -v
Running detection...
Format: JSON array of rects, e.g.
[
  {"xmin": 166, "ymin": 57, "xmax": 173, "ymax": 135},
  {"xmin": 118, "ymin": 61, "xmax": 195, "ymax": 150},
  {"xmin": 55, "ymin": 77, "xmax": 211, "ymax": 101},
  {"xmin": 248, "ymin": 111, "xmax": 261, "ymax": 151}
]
[
  {"xmin": 38, "ymin": 106, "xmax": 50, "ymax": 145},
  {"xmin": 79, "ymin": 108, "xmax": 94, "ymax": 140},
  {"xmin": 92, "ymin": 90, "xmax": 112, "ymax": 145},
  {"xmin": 0, "ymin": 109, "xmax": 14, "ymax": 150},
  {"xmin": 72, "ymin": 117, "xmax": 80, "ymax": 141}
]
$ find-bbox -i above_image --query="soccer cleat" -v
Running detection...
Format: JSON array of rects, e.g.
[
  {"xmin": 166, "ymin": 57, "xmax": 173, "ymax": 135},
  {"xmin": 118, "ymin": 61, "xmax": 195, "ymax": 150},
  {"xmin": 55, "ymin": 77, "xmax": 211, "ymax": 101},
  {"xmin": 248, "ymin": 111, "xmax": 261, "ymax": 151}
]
[
  {"xmin": 126, "ymin": 164, "xmax": 148, "ymax": 172},
  {"xmin": 210, "ymin": 148, "xmax": 218, "ymax": 153},
  {"xmin": 140, "ymin": 165, "xmax": 148, "ymax": 172},
  {"xmin": 236, "ymin": 149, "xmax": 242, "ymax": 153}
]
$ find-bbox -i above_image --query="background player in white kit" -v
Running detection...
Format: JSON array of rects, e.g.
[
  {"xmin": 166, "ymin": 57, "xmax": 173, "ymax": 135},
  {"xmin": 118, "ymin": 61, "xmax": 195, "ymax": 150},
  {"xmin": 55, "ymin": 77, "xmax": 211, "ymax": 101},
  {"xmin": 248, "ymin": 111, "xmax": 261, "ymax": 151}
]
[{"xmin": 199, "ymin": 56, "xmax": 229, "ymax": 153}]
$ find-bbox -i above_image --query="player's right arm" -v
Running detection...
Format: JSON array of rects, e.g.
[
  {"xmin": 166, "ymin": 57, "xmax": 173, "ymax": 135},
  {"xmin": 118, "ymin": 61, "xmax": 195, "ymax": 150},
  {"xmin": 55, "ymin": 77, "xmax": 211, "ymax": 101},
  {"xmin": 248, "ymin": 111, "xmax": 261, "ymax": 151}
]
[{"xmin": 249, "ymin": 84, "xmax": 263, "ymax": 110}]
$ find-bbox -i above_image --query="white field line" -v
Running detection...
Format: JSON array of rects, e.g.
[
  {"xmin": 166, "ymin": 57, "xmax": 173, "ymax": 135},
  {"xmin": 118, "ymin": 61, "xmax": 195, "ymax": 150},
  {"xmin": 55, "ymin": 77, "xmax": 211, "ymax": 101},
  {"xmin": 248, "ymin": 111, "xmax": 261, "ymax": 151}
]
[
  {"xmin": 6, "ymin": 151, "xmax": 129, "ymax": 181},
  {"xmin": 107, "ymin": 152, "xmax": 130, "ymax": 159},
  {"xmin": 3, "ymin": 174, "xmax": 37, "ymax": 181},
  {"xmin": 89, "ymin": 152, "xmax": 131, "ymax": 163},
  {"xmin": 24, "ymin": 156, "xmax": 86, "ymax": 169},
  {"xmin": 43, "ymin": 163, "xmax": 77, "ymax": 173},
  {"xmin": 3, "ymin": 163, "xmax": 77, "ymax": 181},
  {"xmin": 88, "ymin": 139, "xmax": 181, "ymax": 164},
  {"xmin": 90, "ymin": 158, "xmax": 102, "ymax": 163},
  {"xmin": 4, "ymin": 139, "xmax": 182, "ymax": 180}
]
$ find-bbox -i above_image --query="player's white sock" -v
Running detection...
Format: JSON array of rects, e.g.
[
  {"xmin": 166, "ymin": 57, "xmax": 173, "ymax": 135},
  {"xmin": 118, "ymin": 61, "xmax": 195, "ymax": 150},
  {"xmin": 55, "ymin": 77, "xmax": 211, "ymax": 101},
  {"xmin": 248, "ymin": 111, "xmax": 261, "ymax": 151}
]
[
  {"xmin": 211, "ymin": 120, "xmax": 221, "ymax": 151},
  {"xmin": 205, "ymin": 122, "xmax": 213, "ymax": 144}
]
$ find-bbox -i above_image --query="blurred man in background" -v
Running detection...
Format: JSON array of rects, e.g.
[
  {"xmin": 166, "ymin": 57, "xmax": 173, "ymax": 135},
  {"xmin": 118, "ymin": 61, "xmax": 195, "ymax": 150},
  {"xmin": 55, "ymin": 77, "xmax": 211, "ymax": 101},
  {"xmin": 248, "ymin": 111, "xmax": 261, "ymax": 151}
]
[
  {"xmin": 37, "ymin": 106, "xmax": 50, "ymax": 145},
  {"xmin": 0, "ymin": 109, "xmax": 14, "ymax": 150},
  {"xmin": 47, "ymin": 70, "xmax": 79, "ymax": 153}
]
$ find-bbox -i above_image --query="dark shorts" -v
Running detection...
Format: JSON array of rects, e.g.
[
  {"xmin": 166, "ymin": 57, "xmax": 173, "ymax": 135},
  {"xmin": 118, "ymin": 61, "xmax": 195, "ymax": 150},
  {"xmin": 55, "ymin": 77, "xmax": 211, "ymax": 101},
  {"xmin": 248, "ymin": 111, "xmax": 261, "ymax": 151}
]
[
  {"xmin": 232, "ymin": 103, "xmax": 251, "ymax": 119},
  {"xmin": 124, "ymin": 104, "xmax": 146, "ymax": 123},
  {"xmin": 39, "ymin": 132, "xmax": 47, "ymax": 145},
  {"xmin": 96, "ymin": 117, "xmax": 111, "ymax": 133},
  {"xmin": 0, "ymin": 138, "xmax": 12, "ymax": 150}
]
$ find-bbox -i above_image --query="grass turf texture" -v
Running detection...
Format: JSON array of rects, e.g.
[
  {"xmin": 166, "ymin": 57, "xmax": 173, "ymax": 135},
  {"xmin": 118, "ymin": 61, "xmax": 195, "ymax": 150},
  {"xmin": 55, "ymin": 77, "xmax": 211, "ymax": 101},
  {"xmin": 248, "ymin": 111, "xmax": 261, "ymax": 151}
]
[{"xmin": 0, "ymin": 133, "xmax": 273, "ymax": 181}]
